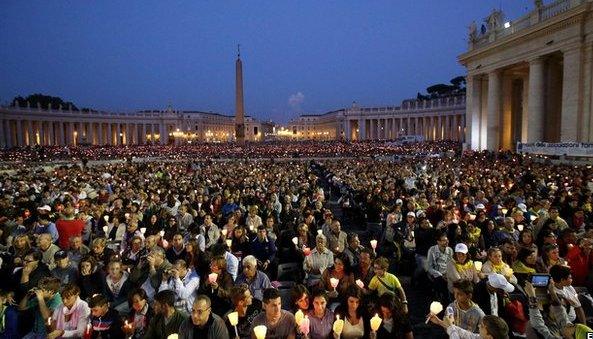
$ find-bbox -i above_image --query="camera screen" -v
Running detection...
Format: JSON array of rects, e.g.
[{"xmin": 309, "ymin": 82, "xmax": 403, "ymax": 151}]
[{"xmin": 531, "ymin": 274, "xmax": 550, "ymax": 287}]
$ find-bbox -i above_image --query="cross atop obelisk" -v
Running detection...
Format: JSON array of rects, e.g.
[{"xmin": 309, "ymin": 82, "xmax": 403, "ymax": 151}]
[{"xmin": 235, "ymin": 44, "xmax": 245, "ymax": 145}]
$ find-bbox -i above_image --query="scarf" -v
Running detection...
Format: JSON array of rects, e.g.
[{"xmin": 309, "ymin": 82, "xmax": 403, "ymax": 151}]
[
  {"xmin": 454, "ymin": 260, "xmax": 474, "ymax": 273},
  {"xmin": 491, "ymin": 262, "xmax": 505, "ymax": 274},
  {"xmin": 107, "ymin": 272, "xmax": 128, "ymax": 297}
]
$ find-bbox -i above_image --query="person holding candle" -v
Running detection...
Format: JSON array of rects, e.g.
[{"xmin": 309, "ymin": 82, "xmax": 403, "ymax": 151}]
[
  {"xmin": 325, "ymin": 220, "xmax": 347, "ymax": 255},
  {"xmin": 250, "ymin": 288, "xmax": 296, "ymax": 339},
  {"xmin": 353, "ymin": 248, "xmax": 374, "ymax": 290},
  {"xmin": 445, "ymin": 243, "xmax": 480, "ymax": 293},
  {"xmin": 374, "ymin": 292, "xmax": 413, "ymax": 339},
  {"xmin": 125, "ymin": 288, "xmax": 153, "ymax": 339},
  {"xmin": 319, "ymin": 253, "xmax": 355, "ymax": 307},
  {"xmin": 104, "ymin": 259, "xmax": 132, "ymax": 315},
  {"xmin": 224, "ymin": 284, "xmax": 262, "ymax": 339},
  {"xmin": 18, "ymin": 276, "xmax": 62, "ymax": 339},
  {"xmin": 47, "ymin": 284, "xmax": 90, "ymax": 339},
  {"xmin": 445, "ymin": 280, "xmax": 485, "ymax": 333},
  {"xmin": 198, "ymin": 256, "xmax": 233, "ymax": 316},
  {"xmin": 143, "ymin": 290, "xmax": 187, "ymax": 339},
  {"xmin": 333, "ymin": 285, "xmax": 368, "ymax": 339},
  {"xmin": 178, "ymin": 295, "xmax": 229, "ymax": 339},
  {"xmin": 304, "ymin": 234, "xmax": 334, "ymax": 287},
  {"xmin": 428, "ymin": 313, "xmax": 510, "ymax": 339},
  {"xmin": 342, "ymin": 233, "xmax": 364, "ymax": 267},
  {"xmin": 78, "ymin": 256, "xmax": 107, "ymax": 302}
]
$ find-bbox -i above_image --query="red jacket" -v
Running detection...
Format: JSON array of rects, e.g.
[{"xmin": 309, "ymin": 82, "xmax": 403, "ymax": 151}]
[
  {"xmin": 56, "ymin": 218, "xmax": 85, "ymax": 249},
  {"xmin": 566, "ymin": 245, "xmax": 593, "ymax": 286}
]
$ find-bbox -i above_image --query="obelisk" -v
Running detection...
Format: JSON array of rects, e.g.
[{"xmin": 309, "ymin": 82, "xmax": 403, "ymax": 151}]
[{"xmin": 235, "ymin": 45, "xmax": 245, "ymax": 145}]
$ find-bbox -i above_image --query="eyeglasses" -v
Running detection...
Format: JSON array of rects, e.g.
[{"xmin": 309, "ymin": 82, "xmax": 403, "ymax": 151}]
[{"xmin": 192, "ymin": 307, "xmax": 211, "ymax": 315}]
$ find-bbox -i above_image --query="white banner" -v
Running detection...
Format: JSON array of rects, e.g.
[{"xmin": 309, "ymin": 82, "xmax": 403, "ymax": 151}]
[{"xmin": 517, "ymin": 142, "xmax": 593, "ymax": 157}]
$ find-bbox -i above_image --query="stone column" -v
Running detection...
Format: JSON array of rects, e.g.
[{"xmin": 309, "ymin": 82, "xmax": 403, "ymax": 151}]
[
  {"xmin": 0, "ymin": 120, "xmax": 5, "ymax": 148},
  {"xmin": 561, "ymin": 47, "xmax": 583, "ymax": 141},
  {"xmin": 527, "ymin": 57, "xmax": 545, "ymax": 142},
  {"xmin": 115, "ymin": 123, "xmax": 121, "ymax": 145},
  {"xmin": 106, "ymin": 123, "xmax": 112, "ymax": 145},
  {"xmin": 160, "ymin": 123, "xmax": 167, "ymax": 145},
  {"xmin": 487, "ymin": 70, "xmax": 502, "ymax": 150},
  {"xmin": 98, "ymin": 123, "xmax": 103, "ymax": 145},
  {"xmin": 5, "ymin": 120, "xmax": 13, "ymax": 148}
]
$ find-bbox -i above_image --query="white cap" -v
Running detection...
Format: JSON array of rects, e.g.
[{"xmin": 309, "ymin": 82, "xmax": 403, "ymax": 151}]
[
  {"xmin": 475, "ymin": 203, "xmax": 485, "ymax": 210},
  {"xmin": 395, "ymin": 199, "xmax": 403, "ymax": 205},
  {"xmin": 517, "ymin": 203, "xmax": 527, "ymax": 213},
  {"xmin": 37, "ymin": 205, "xmax": 51, "ymax": 212},
  {"xmin": 406, "ymin": 211, "xmax": 416, "ymax": 218},
  {"xmin": 454, "ymin": 243, "xmax": 468, "ymax": 254},
  {"xmin": 487, "ymin": 273, "xmax": 515, "ymax": 293},
  {"xmin": 416, "ymin": 210, "xmax": 426, "ymax": 218}
]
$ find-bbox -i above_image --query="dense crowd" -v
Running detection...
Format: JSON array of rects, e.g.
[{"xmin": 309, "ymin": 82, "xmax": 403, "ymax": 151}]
[
  {"xmin": 0, "ymin": 140, "xmax": 459, "ymax": 163},
  {"xmin": 0, "ymin": 141, "xmax": 591, "ymax": 339}
]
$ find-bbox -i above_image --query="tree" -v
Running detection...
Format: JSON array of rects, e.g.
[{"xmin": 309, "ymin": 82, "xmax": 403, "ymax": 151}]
[
  {"xmin": 11, "ymin": 93, "xmax": 79, "ymax": 110},
  {"xmin": 450, "ymin": 76, "xmax": 466, "ymax": 89}
]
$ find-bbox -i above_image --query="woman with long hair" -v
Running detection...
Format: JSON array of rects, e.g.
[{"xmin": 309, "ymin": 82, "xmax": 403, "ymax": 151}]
[
  {"xmin": 512, "ymin": 247, "xmax": 537, "ymax": 285},
  {"xmin": 374, "ymin": 292, "xmax": 413, "ymax": 339},
  {"xmin": 124, "ymin": 288, "xmax": 154, "ymax": 339},
  {"xmin": 319, "ymin": 253, "xmax": 355, "ymax": 307},
  {"xmin": 334, "ymin": 285, "xmax": 370, "ymax": 339},
  {"xmin": 78, "ymin": 255, "xmax": 107, "ymax": 301}
]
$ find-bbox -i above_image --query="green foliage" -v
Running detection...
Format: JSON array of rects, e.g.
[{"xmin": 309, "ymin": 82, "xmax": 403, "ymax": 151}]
[{"xmin": 11, "ymin": 93, "xmax": 79, "ymax": 110}]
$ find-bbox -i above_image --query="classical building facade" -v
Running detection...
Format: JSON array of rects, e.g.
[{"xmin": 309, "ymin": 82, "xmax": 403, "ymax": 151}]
[
  {"xmin": 459, "ymin": 0, "xmax": 593, "ymax": 150},
  {"xmin": 0, "ymin": 104, "xmax": 268, "ymax": 148},
  {"xmin": 288, "ymin": 95, "xmax": 466, "ymax": 141}
]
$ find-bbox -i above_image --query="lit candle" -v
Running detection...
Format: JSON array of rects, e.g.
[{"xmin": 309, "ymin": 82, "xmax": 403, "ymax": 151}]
[
  {"xmin": 159, "ymin": 230, "xmax": 165, "ymax": 237},
  {"xmin": 530, "ymin": 215, "xmax": 537, "ymax": 221},
  {"xmin": 140, "ymin": 227, "xmax": 146, "ymax": 234},
  {"xmin": 292, "ymin": 237, "xmax": 298, "ymax": 246},
  {"xmin": 225, "ymin": 239, "xmax": 232, "ymax": 248},
  {"xmin": 517, "ymin": 224, "xmax": 524, "ymax": 231},
  {"xmin": 333, "ymin": 315, "xmax": 345, "ymax": 335},
  {"xmin": 103, "ymin": 215, "xmax": 109, "ymax": 222},
  {"xmin": 370, "ymin": 313, "xmax": 382, "ymax": 332},
  {"xmin": 502, "ymin": 208, "xmax": 508, "ymax": 215},
  {"xmin": 317, "ymin": 229, "xmax": 322, "ymax": 235},
  {"xmin": 330, "ymin": 277, "xmax": 339, "ymax": 289},
  {"xmin": 208, "ymin": 272, "xmax": 218, "ymax": 284},
  {"xmin": 303, "ymin": 247, "xmax": 311, "ymax": 256},
  {"xmin": 295, "ymin": 310, "xmax": 304, "ymax": 326},
  {"xmin": 228, "ymin": 311, "xmax": 239, "ymax": 338},
  {"xmin": 474, "ymin": 261, "xmax": 483, "ymax": 271},
  {"xmin": 370, "ymin": 240, "xmax": 377, "ymax": 249},
  {"xmin": 47, "ymin": 317, "xmax": 52, "ymax": 327},
  {"xmin": 167, "ymin": 334, "xmax": 179, "ymax": 339},
  {"xmin": 221, "ymin": 229, "xmax": 228, "ymax": 237},
  {"xmin": 355, "ymin": 279, "xmax": 365, "ymax": 289},
  {"xmin": 429, "ymin": 301, "xmax": 443, "ymax": 314},
  {"xmin": 227, "ymin": 311, "xmax": 239, "ymax": 326},
  {"xmin": 253, "ymin": 325, "xmax": 267, "ymax": 339},
  {"xmin": 102, "ymin": 225, "xmax": 108, "ymax": 233}
]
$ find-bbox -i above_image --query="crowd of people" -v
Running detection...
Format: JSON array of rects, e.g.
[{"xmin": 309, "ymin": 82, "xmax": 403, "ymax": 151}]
[
  {"xmin": 0, "ymin": 140, "xmax": 459, "ymax": 163},
  {"xmin": 0, "ymin": 140, "xmax": 591, "ymax": 339}
]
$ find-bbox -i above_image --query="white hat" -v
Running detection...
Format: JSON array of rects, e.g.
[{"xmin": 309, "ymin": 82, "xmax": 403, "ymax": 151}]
[
  {"xmin": 475, "ymin": 203, "xmax": 485, "ymax": 210},
  {"xmin": 454, "ymin": 243, "xmax": 468, "ymax": 254},
  {"xmin": 37, "ymin": 205, "xmax": 51, "ymax": 212},
  {"xmin": 407, "ymin": 211, "xmax": 416, "ymax": 218},
  {"xmin": 517, "ymin": 203, "xmax": 527, "ymax": 213},
  {"xmin": 416, "ymin": 210, "xmax": 426, "ymax": 218},
  {"xmin": 487, "ymin": 273, "xmax": 515, "ymax": 293},
  {"xmin": 395, "ymin": 199, "xmax": 403, "ymax": 205}
]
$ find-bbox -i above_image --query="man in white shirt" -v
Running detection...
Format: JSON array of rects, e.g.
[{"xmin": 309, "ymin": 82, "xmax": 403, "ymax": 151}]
[
  {"xmin": 550, "ymin": 264, "xmax": 586, "ymax": 324},
  {"xmin": 159, "ymin": 259, "xmax": 200, "ymax": 314}
]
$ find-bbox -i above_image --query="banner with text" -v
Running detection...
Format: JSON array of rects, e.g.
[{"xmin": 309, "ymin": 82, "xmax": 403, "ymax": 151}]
[{"xmin": 516, "ymin": 142, "xmax": 593, "ymax": 157}]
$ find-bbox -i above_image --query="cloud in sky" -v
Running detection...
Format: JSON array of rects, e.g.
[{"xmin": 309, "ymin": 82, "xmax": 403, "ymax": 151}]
[{"xmin": 288, "ymin": 91, "xmax": 305, "ymax": 111}]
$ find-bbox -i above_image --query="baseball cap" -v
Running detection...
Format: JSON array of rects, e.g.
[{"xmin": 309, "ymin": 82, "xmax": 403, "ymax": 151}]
[
  {"xmin": 517, "ymin": 203, "xmax": 527, "ymax": 213},
  {"xmin": 416, "ymin": 210, "xmax": 426, "ymax": 218},
  {"xmin": 395, "ymin": 199, "xmax": 403, "ymax": 206},
  {"xmin": 407, "ymin": 211, "xmax": 416, "ymax": 218},
  {"xmin": 487, "ymin": 273, "xmax": 515, "ymax": 293},
  {"xmin": 454, "ymin": 243, "xmax": 469, "ymax": 254},
  {"xmin": 37, "ymin": 205, "xmax": 51, "ymax": 212},
  {"xmin": 54, "ymin": 250, "xmax": 68, "ymax": 260},
  {"xmin": 475, "ymin": 203, "xmax": 485, "ymax": 210}
]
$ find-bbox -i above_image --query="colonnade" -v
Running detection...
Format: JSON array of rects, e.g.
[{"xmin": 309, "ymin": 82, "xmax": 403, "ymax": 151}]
[
  {"xmin": 346, "ymin": 114, "xmax": 465, "ymax": 141},
  {"xmin": 0, "ymin": 119, "xmax": 167, "ymax": 148}
]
